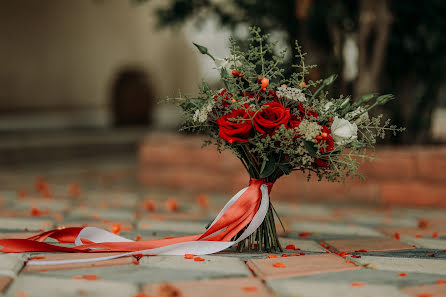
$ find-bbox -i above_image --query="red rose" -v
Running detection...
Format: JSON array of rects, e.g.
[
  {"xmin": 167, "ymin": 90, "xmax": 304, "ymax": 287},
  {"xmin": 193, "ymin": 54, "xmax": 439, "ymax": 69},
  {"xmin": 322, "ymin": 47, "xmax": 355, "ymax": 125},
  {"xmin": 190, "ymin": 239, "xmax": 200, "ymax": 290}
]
[
  {"xmin": 297, "ymin": 103, "xmax": 318, "ymax": 120},
  {"xmin": 287, "ymin": 114, "xmax": 302, "ymax": 138},
  {"xmin": 254, "ymin": 102, "xmax": 290, "ymax": 135},
  {"xmin": 214, "ymin": 89, "xmax": 233, "ymax": 107},
  {"xmin": 217, "ymin": 107, "xmax": 253, "ymax": 144},
  {"xmin": 317, "ymin": 125, "xmax": 334, "ymax": 153}
]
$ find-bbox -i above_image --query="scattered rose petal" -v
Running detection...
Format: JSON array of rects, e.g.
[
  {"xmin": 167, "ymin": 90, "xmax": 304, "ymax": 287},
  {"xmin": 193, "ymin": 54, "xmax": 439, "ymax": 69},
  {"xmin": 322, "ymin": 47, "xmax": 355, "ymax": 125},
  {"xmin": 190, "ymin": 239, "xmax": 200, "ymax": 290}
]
[
  {"xmin": 285, "ymin": 244, "xmax": 300, "ymax": 250},
  {"xmin": 418, "ymin": 219, "xmax": 429, "ymax": 229},
  {"xmin": 298, "ymin": 232, "xmax": 311, "ymax": 238},
  {"xmin": 242, "ymin": 286, "xmax": 257, "ymax": 292},
  {"xmin": 184, "ymin": 254, "xmax": 196, "ymax": 259},
  {"xmin": 395, "ymin": 232, "xmax": 400, "ymax": 240},
  {"xmin": 355, "ymin": 249, "xmax": 368, "ymax": 253},
  {"xmin": 415, "ymin": 234, "xmax": 423, "ymax": 238},
  {"xmin": 432, "ymin": 232, "xmax": 438, "ymax": 239},
  {"xmin": 135, "ymin": 235, "xmax": 142, "ymax": 241},
  {"xmin": 350, "ymin": 282, "xmax": 366, "ymax": 287},
  {"xmin": 273, "ymin": 262, "xmax": 286, "ymax": 268},
  {"xmin": 144, "ymin": 200, "xmax": 156, "ymax": 212},
  {"xmin": 16, "ymin": 291, "xmax": 27, "ymax": 297},
  {"xmin": 437, "ymin": 280, "xmax": 446, "ymax": 284},
  {"xmin": 133, "ymin": 259, "xmax": 140, "ymax": 265},
  {"xmin": 109, "ymin": 223, "xmax": 121, "ymax": 235},
  {"xmin": 82, "ymin": 274, "xmax": 100, "ymax": 281},
  {"xmin": 398, "ymin": 273, "xmax": 408, "ymax": 277},
  {"xmin": 427, "ymin": 253, "xmax": 436, "ymax": 257},
  {"xmin": 416, "ymin": 293, "xmax": 432, "ymax": 297},
  {"xmin": 194, "ymin": 257, "xmax": 205, "ymax": 262},
  {"xmin": 267, "ymin": 254, "xmax": 278, "ymax": 258},
  {"xmin": 166, "ymin": 198, "xmax": 179, "ymax": 212},
  {"xmin": 196, "ymin": 194, "xmax": 209, "ymax": 208}
]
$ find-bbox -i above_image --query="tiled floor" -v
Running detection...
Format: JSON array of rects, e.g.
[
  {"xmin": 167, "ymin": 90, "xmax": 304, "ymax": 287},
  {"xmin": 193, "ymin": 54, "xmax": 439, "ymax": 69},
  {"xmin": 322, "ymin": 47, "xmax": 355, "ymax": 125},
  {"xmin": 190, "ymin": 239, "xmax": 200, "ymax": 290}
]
[{"xmin": 0, "ymin": 154, "xmax": 445, "ymax": 297}]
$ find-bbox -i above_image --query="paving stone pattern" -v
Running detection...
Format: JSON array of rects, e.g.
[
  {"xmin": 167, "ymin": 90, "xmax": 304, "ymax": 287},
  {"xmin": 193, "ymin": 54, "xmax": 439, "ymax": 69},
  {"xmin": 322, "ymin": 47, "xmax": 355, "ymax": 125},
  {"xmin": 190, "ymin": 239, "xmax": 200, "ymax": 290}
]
[{"xmin": 0, "ymin": 156, "xmax": 445, "ymax": 297}]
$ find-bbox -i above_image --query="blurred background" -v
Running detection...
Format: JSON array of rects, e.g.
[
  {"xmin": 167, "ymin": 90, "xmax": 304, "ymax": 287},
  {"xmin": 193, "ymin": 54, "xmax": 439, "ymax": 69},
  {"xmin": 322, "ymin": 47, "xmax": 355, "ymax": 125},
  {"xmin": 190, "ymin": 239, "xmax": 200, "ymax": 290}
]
[{"xmin": 0, "ymin": 0, "xmax": 445, "ymax": 207}]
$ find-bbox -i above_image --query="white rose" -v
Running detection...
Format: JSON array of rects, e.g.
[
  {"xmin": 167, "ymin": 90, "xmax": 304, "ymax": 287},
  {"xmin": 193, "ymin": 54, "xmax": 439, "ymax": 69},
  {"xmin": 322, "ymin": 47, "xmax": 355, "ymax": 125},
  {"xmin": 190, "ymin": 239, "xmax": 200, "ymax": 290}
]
[{"xmin": 331, "ymin": 116, "xmax": 358, "ymax": 145}]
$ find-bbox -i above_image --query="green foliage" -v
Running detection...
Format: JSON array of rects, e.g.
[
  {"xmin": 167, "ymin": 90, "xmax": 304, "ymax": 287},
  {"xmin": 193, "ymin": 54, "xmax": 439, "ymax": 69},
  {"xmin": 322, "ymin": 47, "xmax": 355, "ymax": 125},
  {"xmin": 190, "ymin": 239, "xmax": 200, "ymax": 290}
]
[{"xmin": 164, "ymin": 28, "xmax": 403, "ymax": 183}]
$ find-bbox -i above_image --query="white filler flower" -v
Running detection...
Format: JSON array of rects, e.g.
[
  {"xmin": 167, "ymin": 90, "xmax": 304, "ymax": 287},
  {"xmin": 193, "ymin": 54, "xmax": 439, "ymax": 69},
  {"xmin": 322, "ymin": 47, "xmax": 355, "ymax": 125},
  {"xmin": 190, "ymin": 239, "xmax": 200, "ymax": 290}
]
[
  {"xmin": 331, "ymin": 117, "xmax": 358, "ymax": 145},
  {"xmin": 215, "ymin": 55, "xmax": 238, "ymax": 73}
]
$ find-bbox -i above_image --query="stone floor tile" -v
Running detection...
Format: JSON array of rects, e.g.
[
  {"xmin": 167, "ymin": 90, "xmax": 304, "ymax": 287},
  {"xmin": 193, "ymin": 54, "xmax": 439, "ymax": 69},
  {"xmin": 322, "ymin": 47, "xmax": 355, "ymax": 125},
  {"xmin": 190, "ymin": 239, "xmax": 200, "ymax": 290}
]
[
  {"xmin": 402, "ymin": 283, "xmax": 446, "ymax": 297},
  {"xmin": 140, "ymin": 255, "xmax": 252, "ymax": 277},
  {"xmin": 4, "ymin": 275, "xmax": 138, "ymax": 297},
  {"xmin": 291, "ymin": 222, "xmax": 383, "ymax": 237},
  {"xmin": 137, "ymin": 220, "xmax": 206, "ymax": 235},
  {"xmin": 271, "ymin": 269, "xmax": 445, "ymax": 288},
  {"xmin": 279, "ymin": 238, "xmax": 326, "ymax": 252},
  {"xmin": 0, "ymin": 232, "xmax": 39, "ymax": 239},
  {"xmin": 11, "ymin": 199, "xmax": 71, "ymax": 212},
  {"xmin": 324, "ymin": 238, "xmax": 415, "ymax": 253},
  {"xmin": 346, "ymin": 214, "xmax": 418, "ymax": 228},
  {"xmin": 349, "ymin": 255, "xmax": 446, "ymax": 274},
  {"xmin": 266, "ymin": 280, "xmax": 412, "ymax": 297},
  {"xmin": 142, "ymin": 277, "xmax": 273, "ymax": 297},
  {"xmin": 0, "ymin": 217, "xmax": 53, "ymax": 231},
  {"xmin": 247, "ymin": 254, "xmax": 360, "ymax": 280},
  {"xmin": 66, "ymin": 208, "xmax": 134, "ymax": 221},
  {"xmin": 0, "ymin": 254, "xmax": 26, "ymax": 292},
  {"xmin": 23, "ymin": 253, "xmax": 134, "ymax": 272},
  {"xmin": 379, "ymin": 227, "xmax": 446, "ymax": 238},
  {"xmin": 356, "ymin": 249, "xmax": 446, "ymax": 259},
  {"xmin": 401, "ymin": 237, "xmax": 446, "ymax": 250}
]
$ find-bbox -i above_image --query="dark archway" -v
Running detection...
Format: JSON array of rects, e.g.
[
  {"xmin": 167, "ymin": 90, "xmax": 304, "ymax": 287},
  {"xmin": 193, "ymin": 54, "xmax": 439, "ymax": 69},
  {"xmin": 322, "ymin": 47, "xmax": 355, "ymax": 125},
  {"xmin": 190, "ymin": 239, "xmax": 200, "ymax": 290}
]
[{"xmin": 111, "ymin": 68, "xmax": 155, "ymax": 127}]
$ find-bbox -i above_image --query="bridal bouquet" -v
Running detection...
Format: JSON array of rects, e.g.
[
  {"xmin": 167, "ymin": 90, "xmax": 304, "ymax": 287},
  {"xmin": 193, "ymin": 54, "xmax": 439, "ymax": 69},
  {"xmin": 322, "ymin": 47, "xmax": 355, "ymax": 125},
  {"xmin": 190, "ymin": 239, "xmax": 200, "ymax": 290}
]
[{"xmin": 171, "ymin": 27, "xmax": 403, "ymax": 252}]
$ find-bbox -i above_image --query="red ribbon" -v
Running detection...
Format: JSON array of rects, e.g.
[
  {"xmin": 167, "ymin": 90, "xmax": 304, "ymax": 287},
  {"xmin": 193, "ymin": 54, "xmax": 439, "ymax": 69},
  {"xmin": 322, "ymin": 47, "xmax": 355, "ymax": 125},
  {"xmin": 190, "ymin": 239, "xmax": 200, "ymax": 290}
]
[{"xmin": 0, "ymin": 179, "xmax": 272, "ymax": 254}]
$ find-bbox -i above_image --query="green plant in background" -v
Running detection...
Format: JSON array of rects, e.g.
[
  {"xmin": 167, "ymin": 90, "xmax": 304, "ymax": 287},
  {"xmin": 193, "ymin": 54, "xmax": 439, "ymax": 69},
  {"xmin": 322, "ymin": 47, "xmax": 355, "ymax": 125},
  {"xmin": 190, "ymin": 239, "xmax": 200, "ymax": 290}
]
[{"xmin": 133, "ymin": 0, "xmax": 446, "ymax": 144}]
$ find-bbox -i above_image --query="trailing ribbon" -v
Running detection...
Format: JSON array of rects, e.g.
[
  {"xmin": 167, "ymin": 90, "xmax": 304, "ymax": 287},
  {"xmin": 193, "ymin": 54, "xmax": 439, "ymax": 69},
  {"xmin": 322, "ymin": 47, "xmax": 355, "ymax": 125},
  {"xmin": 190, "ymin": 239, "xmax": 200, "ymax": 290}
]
[{"xmin": 0, "ymin": 179, "xmax": 272, "ymax": 266}]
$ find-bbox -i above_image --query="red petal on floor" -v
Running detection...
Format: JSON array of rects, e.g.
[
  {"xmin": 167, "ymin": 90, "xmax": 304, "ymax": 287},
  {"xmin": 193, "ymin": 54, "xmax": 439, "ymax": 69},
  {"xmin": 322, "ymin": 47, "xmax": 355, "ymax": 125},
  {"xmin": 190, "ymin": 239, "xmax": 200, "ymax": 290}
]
[
  {"xmin": 432, "ymin": 232, "xmax": 438, "ymax": 239},
  {"xmin": 133, "ymin": 292, "xmax": 150, "ymax": 297},
  {"xmin": 273, "ymin": 262, "xmax": 286, "ymax": 268},
  {"xmin": 350, "ymin": 282, "xmax": 366, "ymax": 287},
  {"xmin": 416, "ymin": 293, "xmax": 432, "ymax": 297},
  {"xmin": 109, "ymin": 223, "xmax": 121, "ymax": 235},
  {"xmin": 395, "ymin": 232, "xmax": 401, "ymax": 240},
  {"xmin": 415, "ymin": 234, "xmax": 423, "ymax": 238},
  {"xmin": 298, "ymin": 232, "xmax": 311, "ymax": 238},
  {"xmin": 196, "ymin": 194, "xmax": 209, "ymax": 208},
  {"xmin": 133, "ymin": 259, "xmax": 140, "ymax": 265},
  {"xmin": 267, "ymin": 254, "xmax": 278, "ymax": 258},
  {"xmin": 82, "ymin": 274, "xmax": 100, "ymax": 280},
  {"xmin": 427, "ymin": 254, "xmax": 436, "ymax": 257},
  {"xmin": 135, "ymin": 235, "xmax": 142, "ymax": 241},
  {"xmin": 184, "ymin": 254, "xmax": 196, "ymax": 259},
  {"xmin": 354, "ymin": 249, "xmax": 368, "ymax": 253},
  {"xmin": 398, "ymin": 273, "xmax": 408, "ymax": 277},
  {"xmin": 194, "ymin": 257, "xmax": 205, "ymax": 262},
  {"xmin": 166, "ymin": 198, "xmax": 179, "ymax": 212},
  {"xmin": 241, "ymin": 286, "xmax": 257, "ymax": 292},
  {"xmin": 436, "ymin": 280, "xmax": 446, "ymax": 284}
]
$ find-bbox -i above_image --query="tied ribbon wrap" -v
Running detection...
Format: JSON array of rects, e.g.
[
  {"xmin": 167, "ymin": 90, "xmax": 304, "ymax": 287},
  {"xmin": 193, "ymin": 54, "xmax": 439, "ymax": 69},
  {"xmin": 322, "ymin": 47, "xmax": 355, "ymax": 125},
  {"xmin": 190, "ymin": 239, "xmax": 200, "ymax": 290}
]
[{"xmin": 0, "ymin": 179, "xmax": 273, "ymax": 266}]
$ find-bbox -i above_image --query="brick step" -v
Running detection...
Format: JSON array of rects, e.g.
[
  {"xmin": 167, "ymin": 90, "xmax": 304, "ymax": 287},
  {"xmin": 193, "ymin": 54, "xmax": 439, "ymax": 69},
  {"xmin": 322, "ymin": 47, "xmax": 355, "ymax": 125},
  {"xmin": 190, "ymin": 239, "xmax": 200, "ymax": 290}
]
[{"xmin": 139, "ymin": 133, "xmax": 446, "ymax": 208}]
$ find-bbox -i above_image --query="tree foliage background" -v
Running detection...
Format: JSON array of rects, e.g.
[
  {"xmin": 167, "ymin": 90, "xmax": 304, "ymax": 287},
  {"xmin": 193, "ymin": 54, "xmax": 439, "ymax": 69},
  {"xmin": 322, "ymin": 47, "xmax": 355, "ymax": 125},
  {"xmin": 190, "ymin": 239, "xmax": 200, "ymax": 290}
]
[{"xmin": 134, "ymin": 0, "xmax": 446, "ymax": 145}]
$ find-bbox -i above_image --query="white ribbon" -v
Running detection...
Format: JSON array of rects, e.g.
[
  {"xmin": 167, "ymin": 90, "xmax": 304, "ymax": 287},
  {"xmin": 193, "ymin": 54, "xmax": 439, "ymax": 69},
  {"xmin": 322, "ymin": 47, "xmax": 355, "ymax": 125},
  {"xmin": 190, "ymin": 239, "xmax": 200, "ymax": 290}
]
[{"xmin": 28, "ymin": 184, "xmax": 270, "ymax": 266}]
